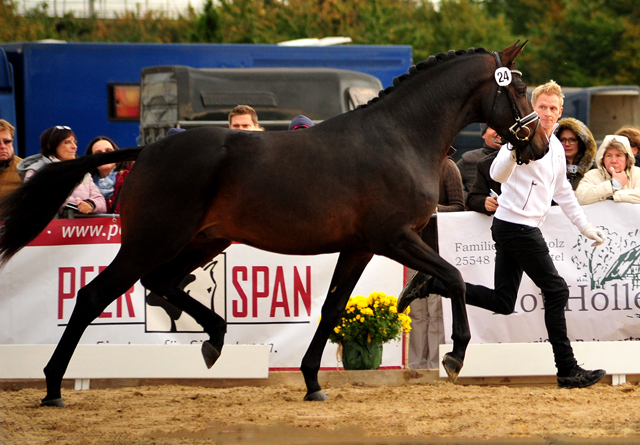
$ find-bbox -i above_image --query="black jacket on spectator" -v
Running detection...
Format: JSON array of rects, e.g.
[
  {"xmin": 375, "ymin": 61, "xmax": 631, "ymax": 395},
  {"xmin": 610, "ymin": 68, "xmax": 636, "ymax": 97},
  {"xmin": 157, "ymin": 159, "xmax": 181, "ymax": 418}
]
[{"xmin": 465, "ymin": 151, "xmax": 501, "ymax": 216}]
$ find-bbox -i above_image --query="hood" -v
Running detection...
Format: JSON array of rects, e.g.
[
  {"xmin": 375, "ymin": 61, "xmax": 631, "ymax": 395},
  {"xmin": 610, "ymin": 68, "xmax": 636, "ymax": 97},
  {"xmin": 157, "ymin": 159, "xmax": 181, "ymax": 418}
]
[
  {"xmin": 594, "ymin": 134, "xmax": 635, "ymax": 173},
  {"xmin": 16, "ymin": 154, "xmax": 52, "ymax": 180},
  {"xmin": 554, "ymin": 117, "xmax": 597, "ymax": 175}
]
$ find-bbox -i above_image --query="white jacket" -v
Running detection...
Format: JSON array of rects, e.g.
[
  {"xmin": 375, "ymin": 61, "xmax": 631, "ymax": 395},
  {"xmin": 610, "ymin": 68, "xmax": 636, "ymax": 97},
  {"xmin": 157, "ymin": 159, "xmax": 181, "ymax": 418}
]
[{"xmin": 490, "ymin": 129, "xmax": 588, "ymax": 230}]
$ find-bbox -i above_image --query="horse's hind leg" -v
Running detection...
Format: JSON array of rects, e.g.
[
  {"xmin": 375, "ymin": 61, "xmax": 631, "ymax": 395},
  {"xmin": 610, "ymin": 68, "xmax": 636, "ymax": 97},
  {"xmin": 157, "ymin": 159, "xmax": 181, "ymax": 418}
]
[
  {"xmin": 141, "ymin": 237, "xmax": 231, "ymax": 368},
  {"xmin": 378, "ymin": 230, "xmax": 469, "ymax": 382},
  {"xmin": 41, "ymin": 255, "xmax": 144, "ymax": 407},
  {"xmin": 301, "ymin": 251, "xmax": 373, "ymax": 401}
]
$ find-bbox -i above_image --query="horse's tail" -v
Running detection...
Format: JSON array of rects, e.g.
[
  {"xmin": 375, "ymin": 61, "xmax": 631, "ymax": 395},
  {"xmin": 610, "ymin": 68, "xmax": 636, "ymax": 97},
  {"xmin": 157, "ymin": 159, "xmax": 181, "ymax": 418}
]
[{"xmin": 0, "ymin": 147, "xmax": 144, "ymax": 265}]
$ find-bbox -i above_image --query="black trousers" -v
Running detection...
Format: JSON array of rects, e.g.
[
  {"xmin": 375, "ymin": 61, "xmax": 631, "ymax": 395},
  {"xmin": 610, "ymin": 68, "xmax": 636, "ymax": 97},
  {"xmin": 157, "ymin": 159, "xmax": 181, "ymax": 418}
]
[{"xmin": 433, "ymin": 217, "xmax": 577, "ymax": 372}]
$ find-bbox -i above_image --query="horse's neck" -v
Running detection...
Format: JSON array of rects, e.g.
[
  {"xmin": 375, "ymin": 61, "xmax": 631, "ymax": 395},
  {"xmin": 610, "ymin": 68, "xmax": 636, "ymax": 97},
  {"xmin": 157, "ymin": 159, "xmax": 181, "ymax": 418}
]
[{"xmin": 376, "ymin": 57, "xmax": 490, "ymax": 152}]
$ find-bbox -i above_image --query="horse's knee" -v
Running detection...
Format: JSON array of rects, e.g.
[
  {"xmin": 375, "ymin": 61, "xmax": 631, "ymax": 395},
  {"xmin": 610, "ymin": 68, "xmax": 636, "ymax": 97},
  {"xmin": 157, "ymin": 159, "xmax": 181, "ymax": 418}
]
[
  {"xmin": 444, "ymin": 271, "xmax": 466, "ymax": 299},
  {"xmin": 73, "ymin": 286, "xmax": 109, "ymax": 320}
]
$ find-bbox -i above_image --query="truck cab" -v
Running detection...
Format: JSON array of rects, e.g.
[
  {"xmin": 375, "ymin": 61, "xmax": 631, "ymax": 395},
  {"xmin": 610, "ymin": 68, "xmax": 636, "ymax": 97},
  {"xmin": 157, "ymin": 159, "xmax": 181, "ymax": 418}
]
[{"xmin": 139, "ymin": 66, "xmax": 382, "ymax": 143}]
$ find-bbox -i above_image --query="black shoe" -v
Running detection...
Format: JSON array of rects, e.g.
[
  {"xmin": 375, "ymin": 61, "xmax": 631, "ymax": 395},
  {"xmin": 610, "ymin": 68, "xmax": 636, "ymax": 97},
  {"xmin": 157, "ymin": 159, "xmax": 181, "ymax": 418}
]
[
  {"xmin": 557, "ymin": 365, "xmax": 606, "ymax": 389},
  {"xmin": 397, "ymin": 271, "xmax": 433, "ymax": 313}
]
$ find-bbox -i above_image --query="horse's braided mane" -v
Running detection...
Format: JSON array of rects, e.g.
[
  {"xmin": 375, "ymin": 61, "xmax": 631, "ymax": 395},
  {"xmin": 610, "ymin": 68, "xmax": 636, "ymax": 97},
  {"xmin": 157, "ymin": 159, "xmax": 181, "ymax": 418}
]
[{"xmin": 359, "ymin": 47, "xmax": 489, "ymax": 108}]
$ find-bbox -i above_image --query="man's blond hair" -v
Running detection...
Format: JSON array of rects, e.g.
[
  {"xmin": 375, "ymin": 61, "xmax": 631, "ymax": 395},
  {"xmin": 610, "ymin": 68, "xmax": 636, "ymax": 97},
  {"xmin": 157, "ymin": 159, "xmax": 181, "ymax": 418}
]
[
  {"xmin": 228, "ymin": 105, "xmax": 258, "ymax": 126},
  {"xmin": 0, "ymin": 119, "xmax": 15, "ymax": 137},
  {"xmin": 531, "ymin": 80, "xmax": 564, "ymax": 107}
]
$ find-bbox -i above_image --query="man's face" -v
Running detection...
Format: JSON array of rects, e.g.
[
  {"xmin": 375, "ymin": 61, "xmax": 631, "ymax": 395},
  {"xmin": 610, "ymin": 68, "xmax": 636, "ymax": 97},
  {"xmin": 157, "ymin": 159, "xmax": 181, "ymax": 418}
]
[
  {"xmin": 0, "ymin": 129, "xmax": 15, "ymax": 162},
  {"xmin": 482, "ymin": 127, "xmax": 502, "ymax": 149},
  {"xmin": 533, "ymin": 93, "xmax": 563, "ymax": 136},
  {"xmin": 229, "ymin": 114, "xmax": 259, "ymax": 131}
]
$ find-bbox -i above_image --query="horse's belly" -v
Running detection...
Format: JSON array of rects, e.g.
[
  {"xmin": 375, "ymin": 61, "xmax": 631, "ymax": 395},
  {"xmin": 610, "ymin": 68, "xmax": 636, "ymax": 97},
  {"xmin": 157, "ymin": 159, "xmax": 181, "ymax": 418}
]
[{"xmin": 202, "ymin": 212, "xmax": 361, "ymax": 255}]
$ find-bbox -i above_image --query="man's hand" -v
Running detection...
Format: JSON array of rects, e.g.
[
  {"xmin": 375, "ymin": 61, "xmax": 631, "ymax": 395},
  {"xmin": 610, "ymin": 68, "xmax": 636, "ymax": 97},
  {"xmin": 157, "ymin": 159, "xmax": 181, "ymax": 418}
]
[{"xmin": 580, "ymin": 223, "xmax": 605, "ymax": 247}]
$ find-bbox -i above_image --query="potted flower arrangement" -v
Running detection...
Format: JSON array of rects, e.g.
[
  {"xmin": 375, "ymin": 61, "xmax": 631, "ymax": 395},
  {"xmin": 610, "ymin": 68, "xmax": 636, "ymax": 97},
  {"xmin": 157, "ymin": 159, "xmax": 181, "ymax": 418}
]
[{"xmin": 328, "ymin": 291, "xmax": 411, "ymax": 370}]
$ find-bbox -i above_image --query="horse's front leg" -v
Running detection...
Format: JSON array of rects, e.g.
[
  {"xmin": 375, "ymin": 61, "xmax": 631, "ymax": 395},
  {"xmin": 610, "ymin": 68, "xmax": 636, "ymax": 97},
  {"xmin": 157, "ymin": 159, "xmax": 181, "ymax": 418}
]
[
  {"xmin": 301, "ymin": 251, "xmax": 373, "ymax": 401},
  {"xmin": 440, "ymin": 266, "xmax": 469, "ymax": 381},
  {"xmin": 380, "ymin": 230, "xmax": 470, "ymax": 382}
]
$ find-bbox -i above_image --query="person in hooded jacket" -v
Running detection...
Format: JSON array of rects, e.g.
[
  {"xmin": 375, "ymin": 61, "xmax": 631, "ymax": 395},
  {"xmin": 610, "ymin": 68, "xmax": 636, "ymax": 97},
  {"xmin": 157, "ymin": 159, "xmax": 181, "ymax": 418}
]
[
  {"xmin": 576, "ymin": 135, "xmax": 640, "ymax": 204},
  {"xmin": 553, "ymin": 117, "xmax": 597, "ymax": 190},
  {"xmin": 17, "ymin": 126, "xmax": 106, "ymax": 215}
]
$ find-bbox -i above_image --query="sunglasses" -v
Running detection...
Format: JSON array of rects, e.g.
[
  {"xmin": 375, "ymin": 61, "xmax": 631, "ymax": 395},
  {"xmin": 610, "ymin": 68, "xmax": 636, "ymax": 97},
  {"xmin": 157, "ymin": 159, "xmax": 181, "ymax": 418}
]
[{"xmin": 49, "ymin": 125, "xmax": 73, "ymax": 148}]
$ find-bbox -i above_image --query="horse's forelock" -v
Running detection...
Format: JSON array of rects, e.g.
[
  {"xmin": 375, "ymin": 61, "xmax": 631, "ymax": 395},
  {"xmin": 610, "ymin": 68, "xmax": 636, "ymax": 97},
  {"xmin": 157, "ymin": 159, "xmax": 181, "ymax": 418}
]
[{"xmin": 358, "ymin": 46, "xmax": 489, "ymax": 109}]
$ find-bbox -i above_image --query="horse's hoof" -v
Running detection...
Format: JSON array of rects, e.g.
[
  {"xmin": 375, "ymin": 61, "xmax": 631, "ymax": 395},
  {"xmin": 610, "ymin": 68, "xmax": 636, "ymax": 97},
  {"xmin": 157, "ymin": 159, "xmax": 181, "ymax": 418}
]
[
  {"xmin": 202, "ymin": 341, "xmax": 221, "ymax": 369},
  {"xmin": 303, "ymin": 390, "xmax": 329, "ymax": 401},
  {"xmin": 442, "ymin": 353, "xmax": 463, "ymax": 383},
  {"xmin": 40, "ymin": 397, "xmax": 66, "ymax": 408}
]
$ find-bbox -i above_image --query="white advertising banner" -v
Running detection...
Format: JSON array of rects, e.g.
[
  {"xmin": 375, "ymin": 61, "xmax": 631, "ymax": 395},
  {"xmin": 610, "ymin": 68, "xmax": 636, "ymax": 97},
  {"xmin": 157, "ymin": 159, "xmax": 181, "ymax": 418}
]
[
  {"xmin": 0, "ymin": 218, "xmax": 405, "ymax": 369},
  {"xmin": 438, "ymin": 201, "xmax": 640, "ymax": 345}
]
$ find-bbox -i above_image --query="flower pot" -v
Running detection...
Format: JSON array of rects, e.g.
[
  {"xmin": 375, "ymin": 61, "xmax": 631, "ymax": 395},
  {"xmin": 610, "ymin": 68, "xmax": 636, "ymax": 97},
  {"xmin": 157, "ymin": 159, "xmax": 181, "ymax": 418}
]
[{"xmin": 341, "ymin": 339, "xmax": 383, "ymax": 370}]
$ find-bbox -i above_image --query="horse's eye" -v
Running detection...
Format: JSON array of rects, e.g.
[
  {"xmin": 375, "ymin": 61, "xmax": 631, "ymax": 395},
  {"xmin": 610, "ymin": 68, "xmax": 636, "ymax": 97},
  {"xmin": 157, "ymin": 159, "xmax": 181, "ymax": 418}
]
[{"xmin": 516, "ymin": 88, "xmax": 526, "ymax": 97}]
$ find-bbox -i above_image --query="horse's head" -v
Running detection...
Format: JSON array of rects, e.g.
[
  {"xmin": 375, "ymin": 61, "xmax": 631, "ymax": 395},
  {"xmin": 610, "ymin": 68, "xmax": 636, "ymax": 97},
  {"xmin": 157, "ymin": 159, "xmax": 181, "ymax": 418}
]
[{"xmin": 484, "ymin": 41, "xmax": 548, "ymax": 165}]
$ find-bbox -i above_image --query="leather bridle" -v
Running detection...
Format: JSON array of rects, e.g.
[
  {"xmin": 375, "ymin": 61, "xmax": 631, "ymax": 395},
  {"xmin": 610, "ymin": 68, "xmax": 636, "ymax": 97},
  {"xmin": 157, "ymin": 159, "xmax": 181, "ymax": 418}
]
[{"xmin": 489, "ymin": 51, "xmax": 541, "ymax": 165}]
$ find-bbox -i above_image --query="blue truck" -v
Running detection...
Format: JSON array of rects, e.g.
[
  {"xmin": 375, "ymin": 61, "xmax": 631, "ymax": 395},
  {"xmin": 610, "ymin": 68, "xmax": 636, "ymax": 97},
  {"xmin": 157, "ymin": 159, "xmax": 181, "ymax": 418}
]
[{"xmin": 0, "ymin": 42, "xmax": 413, "ymax": 157}]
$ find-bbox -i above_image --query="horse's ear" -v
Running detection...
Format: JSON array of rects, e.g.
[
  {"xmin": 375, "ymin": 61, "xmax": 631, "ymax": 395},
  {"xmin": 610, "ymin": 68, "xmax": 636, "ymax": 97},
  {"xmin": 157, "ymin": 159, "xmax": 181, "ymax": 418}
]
[{"xmin": 500, "ymin": 40, "xmax": 528, "ymax": 68}]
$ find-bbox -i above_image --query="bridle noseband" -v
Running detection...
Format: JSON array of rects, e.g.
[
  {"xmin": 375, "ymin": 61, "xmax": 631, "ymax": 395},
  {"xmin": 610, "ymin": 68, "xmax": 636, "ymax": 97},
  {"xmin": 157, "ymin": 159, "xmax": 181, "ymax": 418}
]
[{"xmin": 490, "ymin": 51, "xmax": 541, "ymax": 165}]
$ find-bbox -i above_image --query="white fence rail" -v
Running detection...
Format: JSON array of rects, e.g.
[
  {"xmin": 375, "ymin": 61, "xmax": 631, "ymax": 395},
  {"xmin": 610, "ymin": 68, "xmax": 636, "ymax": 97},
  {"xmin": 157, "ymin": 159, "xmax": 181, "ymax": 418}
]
[
  {"xmin": 0, "ymin": 344, "xmax": 269, "ymax": 389},
  {"xmin": 439, "ymin": 341, "xmax": 640, "ymax": 386}
]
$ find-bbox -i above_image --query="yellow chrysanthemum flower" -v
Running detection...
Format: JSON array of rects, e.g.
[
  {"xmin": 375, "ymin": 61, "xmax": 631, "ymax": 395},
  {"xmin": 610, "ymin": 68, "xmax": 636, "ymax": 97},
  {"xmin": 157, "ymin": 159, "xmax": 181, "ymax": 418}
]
[{"xmin": 328, "ymin": 291, "xmax": 411, "ymax": 345}]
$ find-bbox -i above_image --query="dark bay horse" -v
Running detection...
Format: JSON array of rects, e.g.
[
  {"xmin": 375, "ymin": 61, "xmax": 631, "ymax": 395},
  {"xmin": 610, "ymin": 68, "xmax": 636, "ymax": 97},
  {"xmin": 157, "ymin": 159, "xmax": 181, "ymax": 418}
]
[{"xmin": 0, "ymin": 41, "xmax": 548, "ymax": 407}]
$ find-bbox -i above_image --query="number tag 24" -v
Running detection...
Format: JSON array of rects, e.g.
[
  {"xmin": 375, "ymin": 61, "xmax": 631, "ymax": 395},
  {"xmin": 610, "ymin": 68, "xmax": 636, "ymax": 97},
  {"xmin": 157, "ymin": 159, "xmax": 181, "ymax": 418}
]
[{"xmin": 494, "ymin": 67, "xmax": 512, "ymax": 86}]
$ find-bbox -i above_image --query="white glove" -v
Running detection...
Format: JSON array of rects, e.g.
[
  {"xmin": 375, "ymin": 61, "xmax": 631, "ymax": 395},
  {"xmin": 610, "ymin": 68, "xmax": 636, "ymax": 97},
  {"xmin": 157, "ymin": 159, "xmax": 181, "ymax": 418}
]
[{"xmin": 580, "ymin": 223, "xmax": 605, "ymax": 247}]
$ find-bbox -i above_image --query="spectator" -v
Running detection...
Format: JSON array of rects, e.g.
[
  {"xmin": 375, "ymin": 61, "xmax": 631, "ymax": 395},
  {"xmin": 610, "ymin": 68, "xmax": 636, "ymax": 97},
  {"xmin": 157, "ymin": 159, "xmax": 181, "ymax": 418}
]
[
  {"xmin": 0, "ymin": 119, "xmax": 22, "ymax": 203},
  {"xmin": 289, "ymin": 115, "xmax": 314, "ymax": 130},
  {"xmin": 408, "ymin": 146, "xmax": 464, "ymax": 369},
  {"xmin": 17, "ymin": 126, "xmax": 106, "ymax": 215},
  {"xmin": 85, "ymin": 136, "xmax": 131, "ymax": 213},
  {"xmin": 398, "ymin": 80, "xmax": 607, "ymax": 389},
  {"xmin": 228, "ymin": 105, "xmax": 262, "ymax": 131},
  {"xmin": 456, "ymin": 125, "xmax": 502, "ymax": 200},
  {"xmin": 465, "ymin": 134, "xmax": 502, "ymax": 215},
  {"xmin": 614, "ymin": 126, "xmax": 640, "ymax": 166},
  {"xmin": 554, "ymin": 118, "xmax": 597, "ymax": 190},
  {"xmin": 576, "ymin": 135, "xmax": 640, "ymax": 204}
]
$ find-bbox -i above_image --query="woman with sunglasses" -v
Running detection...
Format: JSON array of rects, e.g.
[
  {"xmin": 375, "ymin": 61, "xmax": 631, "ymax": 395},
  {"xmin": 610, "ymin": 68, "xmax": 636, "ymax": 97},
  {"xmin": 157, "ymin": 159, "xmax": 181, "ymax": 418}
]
[
  {"xmin": 17, "ymin": 126, "xmax": 106, "ymax": 215},
  {"xmin": 553, "ymin": 117, "xmax": 597, "ymax": 191}
]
